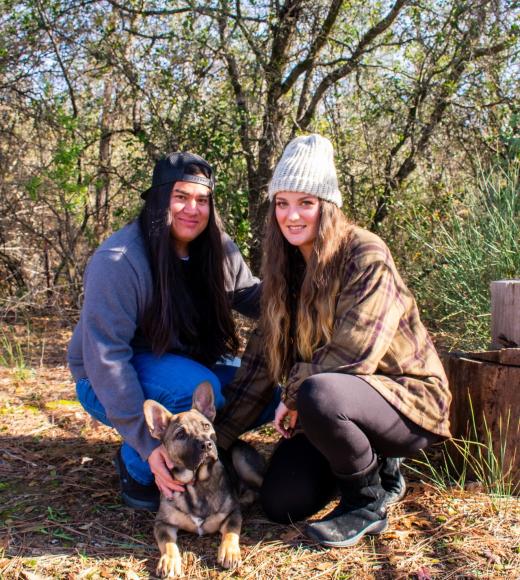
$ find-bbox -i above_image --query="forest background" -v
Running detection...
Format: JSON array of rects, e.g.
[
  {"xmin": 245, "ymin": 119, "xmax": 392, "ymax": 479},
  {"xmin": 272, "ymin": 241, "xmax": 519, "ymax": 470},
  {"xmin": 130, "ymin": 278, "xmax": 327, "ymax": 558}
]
[
  {"xmin": 1, "ymin": 2, "xmax": 520, "ymax": 578},
  {"xmin": 1, "ymin": 0, "xmax": 520, "ymax": 347}
]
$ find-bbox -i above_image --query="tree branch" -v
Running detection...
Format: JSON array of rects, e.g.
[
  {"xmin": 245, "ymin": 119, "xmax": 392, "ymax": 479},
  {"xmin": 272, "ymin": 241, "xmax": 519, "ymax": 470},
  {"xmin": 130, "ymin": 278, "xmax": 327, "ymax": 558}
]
[
  {"xmin": 280, "ymin": 0, "xmax": 343, "ymax": 94},
  {"xmin": 35, "ymin": 0, "xmax": 78, "ymax": 118},
  {"xmin": 217, "ymin": 11, "xmax": 254, "ymax": 174},
  {"xmin": 106, "ymin": 0, "xmax": 266, "ymax": 23},
  {"xmin": 297, "ymin": 0, "xmax": 409, "ymax": 129}
]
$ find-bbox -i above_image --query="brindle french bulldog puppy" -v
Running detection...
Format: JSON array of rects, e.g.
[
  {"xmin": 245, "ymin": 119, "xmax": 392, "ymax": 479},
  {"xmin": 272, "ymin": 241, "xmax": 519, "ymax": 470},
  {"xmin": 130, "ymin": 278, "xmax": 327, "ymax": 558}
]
[{"xmin": 143, "ymin": 381, "xmax": 264, "ymax": 579}]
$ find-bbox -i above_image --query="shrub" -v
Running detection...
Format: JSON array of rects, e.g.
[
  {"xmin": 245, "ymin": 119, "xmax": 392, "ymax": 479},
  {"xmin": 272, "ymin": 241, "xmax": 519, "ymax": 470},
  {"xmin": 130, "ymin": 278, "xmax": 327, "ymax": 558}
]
[{"xmin": 405, "ymin": 159, "xmax": 520, "ymax": 350}]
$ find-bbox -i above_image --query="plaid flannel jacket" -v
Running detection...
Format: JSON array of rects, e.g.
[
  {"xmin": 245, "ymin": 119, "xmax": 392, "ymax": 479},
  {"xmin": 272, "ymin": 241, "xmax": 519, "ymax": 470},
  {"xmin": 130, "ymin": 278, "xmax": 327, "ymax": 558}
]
[{"xmin": 215, "ymin": 226, "xmax": 451, "ymax": 449}]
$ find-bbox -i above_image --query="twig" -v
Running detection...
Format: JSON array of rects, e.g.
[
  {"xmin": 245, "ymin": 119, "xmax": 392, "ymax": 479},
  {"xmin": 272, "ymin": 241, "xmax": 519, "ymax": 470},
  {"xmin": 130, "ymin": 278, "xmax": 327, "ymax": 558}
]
[{"xmin": 1, "ymin": 450, "xmax": 38, "ymax": 467}]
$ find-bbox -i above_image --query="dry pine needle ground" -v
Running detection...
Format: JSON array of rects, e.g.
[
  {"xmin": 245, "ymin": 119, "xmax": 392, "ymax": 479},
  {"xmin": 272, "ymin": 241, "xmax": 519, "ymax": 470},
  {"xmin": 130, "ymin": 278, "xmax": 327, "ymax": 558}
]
[{"xmin": 0, "ymin": 318, "xmax": 518, "ymax": 579}]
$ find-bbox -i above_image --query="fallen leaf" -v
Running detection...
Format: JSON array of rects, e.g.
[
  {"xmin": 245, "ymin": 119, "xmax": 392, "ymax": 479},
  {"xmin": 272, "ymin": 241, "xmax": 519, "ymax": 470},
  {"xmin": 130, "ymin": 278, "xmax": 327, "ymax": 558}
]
[
  {"xmin": 483, "ymin": 549, "xmax": 501, "ymax": 565},
  {"xmin": 415, "ymin": 566, "xmax": 433, "ymax": 580},
  {"xmin": 465, "ymin": 481, "xmax": 484, "ymax": 492},
  {"xmin": 384, "ymin": 530, "xmax": 413, "ymax": 539},
  {"xmin": 280, "ymin": 529, "xmax": 300, "ymax": 542},
  {"xmin": 76, "ymin": 568, "xmax": 98, "ymax": 579},
  {"xmin": 91, "ymin": 491, "xmax": 111, "ymax": 498},
  {"xmin": 45, "ymin": 400, "xmax": 80, "ymax": 409},
  {"xmin": 314, "ymin": 562, "xmax": 334, "ymax": 571},
  {"xmin": 410, "ymin": 517, "xmax": 432, "ymax": 529},
  {"xmin": 21, "ymin": 572, "xmax": 50, "ymax": 580},
  {"xmin": 78, "ymin": 522, "xmax": 93, "ymax": 530}
]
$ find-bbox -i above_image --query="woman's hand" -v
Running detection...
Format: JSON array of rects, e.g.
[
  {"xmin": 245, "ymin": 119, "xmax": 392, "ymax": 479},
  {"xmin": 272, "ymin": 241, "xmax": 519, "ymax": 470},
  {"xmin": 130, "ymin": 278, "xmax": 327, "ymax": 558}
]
[
  {"xmin": 148, "ymin": 445, "xmax": 185, "ymax": 497},
  {"xmin": 273, "ymin": 401, "xmax": 298, "ymax": 439}
]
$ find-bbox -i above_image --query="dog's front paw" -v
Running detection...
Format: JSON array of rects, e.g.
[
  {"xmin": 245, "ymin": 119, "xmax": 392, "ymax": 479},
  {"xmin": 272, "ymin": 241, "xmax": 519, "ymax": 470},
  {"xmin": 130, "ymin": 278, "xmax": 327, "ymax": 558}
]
[
  {"xmin": 156, "ymin": 550, "xmax": 183, "ymax": 578},
  {"xmin": 218, "ymin": 532, "xmax": 241, "ymax": 569}
]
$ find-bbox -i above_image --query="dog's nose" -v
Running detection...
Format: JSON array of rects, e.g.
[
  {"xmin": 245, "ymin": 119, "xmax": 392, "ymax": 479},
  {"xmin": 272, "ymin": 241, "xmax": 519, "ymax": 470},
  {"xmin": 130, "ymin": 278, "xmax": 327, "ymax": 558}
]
[{"xmin": 200, "ymin": 440, "xmax": 213, "ymax": 451}]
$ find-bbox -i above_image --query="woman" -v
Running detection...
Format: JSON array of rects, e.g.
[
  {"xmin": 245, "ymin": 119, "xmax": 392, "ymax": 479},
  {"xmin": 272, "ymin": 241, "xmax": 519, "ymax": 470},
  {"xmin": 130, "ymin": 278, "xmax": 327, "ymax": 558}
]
[
  {"xmin": 216, "ymin": 134, "xmax": 451, "ymax": 547},
  {"xmin": 68, "ymin": 151, "xmax": 262, "ymax": 510}
]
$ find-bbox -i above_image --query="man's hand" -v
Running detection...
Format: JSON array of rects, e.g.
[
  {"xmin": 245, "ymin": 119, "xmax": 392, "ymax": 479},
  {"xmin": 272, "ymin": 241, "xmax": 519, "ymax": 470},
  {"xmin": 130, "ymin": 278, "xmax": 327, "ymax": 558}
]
[
  {"xmin": 273, "ymin": 401, "xmax": 298, "ymax": 439},
  {"xmin": 148, "ymin": 445, "xmax": 185, "ymax": 497}
]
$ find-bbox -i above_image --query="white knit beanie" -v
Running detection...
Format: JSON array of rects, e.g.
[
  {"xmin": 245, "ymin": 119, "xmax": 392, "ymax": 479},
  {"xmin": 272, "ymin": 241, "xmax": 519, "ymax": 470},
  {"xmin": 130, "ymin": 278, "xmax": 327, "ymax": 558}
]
[{"xmin": 268, "ymin": 134, "xmax": 342, "ymax": 207}]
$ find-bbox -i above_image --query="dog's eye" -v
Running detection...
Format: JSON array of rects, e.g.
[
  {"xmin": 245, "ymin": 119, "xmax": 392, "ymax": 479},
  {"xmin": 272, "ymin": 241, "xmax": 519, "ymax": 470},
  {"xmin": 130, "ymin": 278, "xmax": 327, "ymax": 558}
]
[
  {"xmin": 203, "ymin": 423, "xmax": 210, "ymax": 431},
  {"xmin": 175, "ymin": 429, "xmax": 187, "ymax": 440}
]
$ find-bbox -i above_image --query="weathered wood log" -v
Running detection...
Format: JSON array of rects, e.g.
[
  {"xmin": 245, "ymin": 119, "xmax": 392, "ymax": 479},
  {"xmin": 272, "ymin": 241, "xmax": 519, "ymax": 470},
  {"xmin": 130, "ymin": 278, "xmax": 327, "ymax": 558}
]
[
  {"xmin": 491, "ymin": 280, "xmax": 520, "ymax": 349},
  {"xmin": 442, "ymin": 351, "xmax": 519, "ymax": 491},
  {"xmin": 464, "ymin": 348, "xmax": 520, "ymax": 366}
]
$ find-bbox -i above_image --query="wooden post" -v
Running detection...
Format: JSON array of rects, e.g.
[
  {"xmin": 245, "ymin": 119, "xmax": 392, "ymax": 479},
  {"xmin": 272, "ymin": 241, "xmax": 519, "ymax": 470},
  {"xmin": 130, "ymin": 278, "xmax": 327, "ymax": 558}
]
[
  {"xmin": 491, "ymin": 280, "xmax": 520, "ymax": 349},
  {"xmin": 441, "ymin": 279, "xmax": 520, "ymax": 492},
  {"xmin": 442, "ymin": 351, "xmax": 520, "ymax": 490}
]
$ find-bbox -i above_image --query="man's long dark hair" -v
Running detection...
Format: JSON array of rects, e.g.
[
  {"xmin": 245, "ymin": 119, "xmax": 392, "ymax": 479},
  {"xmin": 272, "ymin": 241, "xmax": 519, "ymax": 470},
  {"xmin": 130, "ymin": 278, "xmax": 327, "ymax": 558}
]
[{"xmin": 139, "ymin": 163, "xmax": 239, "ymax": 365}]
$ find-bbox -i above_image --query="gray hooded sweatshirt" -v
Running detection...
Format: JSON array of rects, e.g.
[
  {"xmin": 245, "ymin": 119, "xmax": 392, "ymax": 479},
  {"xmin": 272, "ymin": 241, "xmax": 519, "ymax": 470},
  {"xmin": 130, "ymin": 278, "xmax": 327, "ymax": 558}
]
[{"xmin": 68, "ymin": 220, "xmax": 260, "ymax": 460}]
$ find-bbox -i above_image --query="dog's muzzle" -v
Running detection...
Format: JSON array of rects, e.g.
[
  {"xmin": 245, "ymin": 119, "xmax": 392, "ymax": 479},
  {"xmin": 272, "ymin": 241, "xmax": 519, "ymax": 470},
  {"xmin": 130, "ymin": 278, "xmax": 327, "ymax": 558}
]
[
  {"xmin": 200, "ymin": 439, "xmax": 218, "ymax": 462},
  {"xmin": 185, "ymin": 438, "xmax": 218, "ymax": 471}
]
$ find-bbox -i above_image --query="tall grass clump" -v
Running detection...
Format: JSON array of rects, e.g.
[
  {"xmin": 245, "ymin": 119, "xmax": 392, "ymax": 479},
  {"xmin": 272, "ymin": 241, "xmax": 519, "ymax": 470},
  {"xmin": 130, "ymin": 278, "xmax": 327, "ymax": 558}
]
[
  {"xmin": 409, "ymin": 397, "xmax": 518, "ymax": 506},
  {"xmin": 406, "ymin": 159, "xmax": 520, "ymax": 350},
  {"xmin": 0, "ymin": 326, "xmax": 33, "ymax": 380}
]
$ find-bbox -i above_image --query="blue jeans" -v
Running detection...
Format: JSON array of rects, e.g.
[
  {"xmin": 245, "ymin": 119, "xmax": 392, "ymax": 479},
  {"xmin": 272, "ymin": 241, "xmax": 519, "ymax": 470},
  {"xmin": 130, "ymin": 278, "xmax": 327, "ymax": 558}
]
[{"xmin": 76, "ymin": 352, "xmax": 278, "ymax": 485}]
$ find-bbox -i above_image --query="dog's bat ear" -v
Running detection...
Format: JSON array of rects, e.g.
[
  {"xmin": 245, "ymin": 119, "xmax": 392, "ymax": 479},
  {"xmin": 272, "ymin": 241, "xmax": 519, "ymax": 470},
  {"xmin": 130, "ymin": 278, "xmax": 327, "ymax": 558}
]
[
  {"xmin": 192, "ymin": 381, "xmax": 216, "ymax": 422},
  {"xmin": 143, "ymin": 400, "xmax": 173, "ymax": 439}
]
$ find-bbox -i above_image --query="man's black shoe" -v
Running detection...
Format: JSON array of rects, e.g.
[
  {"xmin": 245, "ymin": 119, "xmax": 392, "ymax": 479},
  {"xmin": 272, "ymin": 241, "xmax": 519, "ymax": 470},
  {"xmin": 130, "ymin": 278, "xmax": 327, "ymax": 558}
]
[{"xmin": 113, "ymin": 448, "xmax": 160, "ymax": 511}]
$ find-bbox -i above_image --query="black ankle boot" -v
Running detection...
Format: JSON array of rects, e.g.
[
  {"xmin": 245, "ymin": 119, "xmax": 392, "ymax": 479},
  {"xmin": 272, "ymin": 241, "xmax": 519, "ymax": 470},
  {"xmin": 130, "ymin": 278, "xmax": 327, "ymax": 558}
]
[
  {"xmin": 113, "ymin": 448, "xmax": 160, "ymax": 511},
  {"xmin": 305, "ymin": 457, "xmax": 387, "ymax": 548},
  {"xmin": 380, "ymin": 457, "xmax": 406, "ymax": 507}
]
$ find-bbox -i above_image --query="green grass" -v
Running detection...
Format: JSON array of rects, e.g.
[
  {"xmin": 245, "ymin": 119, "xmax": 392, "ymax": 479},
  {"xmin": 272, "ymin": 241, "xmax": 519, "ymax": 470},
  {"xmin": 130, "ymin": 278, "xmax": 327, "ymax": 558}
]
[
  {"xmin": 409, "ymin": 396, "xmax": 518, "ymax": 504},
  {"xmin": 406, "ymin": 159, "xmax": 520, "ymax": 350},
  {"xmin": 0, "ymin": 325, "xmax": 34, "ymax": 380}
]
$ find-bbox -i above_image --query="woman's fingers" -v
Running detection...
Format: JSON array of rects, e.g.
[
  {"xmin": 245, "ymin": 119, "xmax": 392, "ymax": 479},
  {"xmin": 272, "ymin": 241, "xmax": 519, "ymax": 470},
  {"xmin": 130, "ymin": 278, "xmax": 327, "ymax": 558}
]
[
  {"xmin": 273, "ymin": 401, "xmax": 297, "ymax": 439},
  {"xmin": 273, "ymin": 402, "xmax": 288, "ymax": 436},
  {"xmin": 158, "ymin": 445, "xmax": 174, "ymax": 470},
  {"xmin": 274, "ymin": 421, "xmax": 287, "ymax": 438},
  {"xmin": 148, "ymin": 445, "xmax": 185, "ymax": 496},
  {"xmin": 156, "ymin": 474, "xmax": 185, "ymax": 496}
]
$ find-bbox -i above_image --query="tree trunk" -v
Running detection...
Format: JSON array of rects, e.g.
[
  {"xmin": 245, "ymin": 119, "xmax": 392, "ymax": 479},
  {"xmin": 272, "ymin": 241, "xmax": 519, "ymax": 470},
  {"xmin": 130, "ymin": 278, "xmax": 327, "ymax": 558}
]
[
  {"xmin": 95, "ymin": 77, "xmax": 115, "ymax": 240},
  {"xmin": 248, "ymin": 94, "xmax": 286, "ymax": 274},
  {"xmin": 247, "ymin": 165, "xmax": 271, "ymax": 275}
]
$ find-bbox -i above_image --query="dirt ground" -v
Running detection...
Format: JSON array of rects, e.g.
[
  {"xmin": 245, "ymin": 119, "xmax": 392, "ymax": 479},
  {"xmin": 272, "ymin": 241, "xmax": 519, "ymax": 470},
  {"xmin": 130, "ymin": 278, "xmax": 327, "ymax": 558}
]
[{"xmin": 0, "ymin": 317, "xmax": 519, "ymax": 579}]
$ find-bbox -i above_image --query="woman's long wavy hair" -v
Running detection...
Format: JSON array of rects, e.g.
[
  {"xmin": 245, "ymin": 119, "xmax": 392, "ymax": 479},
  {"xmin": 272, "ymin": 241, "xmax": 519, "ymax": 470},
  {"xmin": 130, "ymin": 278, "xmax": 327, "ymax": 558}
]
[
  {"xmin": 139, "ymin": 163, "xmax": 239, "ymax": 364},
  {"xmin": 261, "ymin": 199, "xmax": 352, "ymax": 381}
]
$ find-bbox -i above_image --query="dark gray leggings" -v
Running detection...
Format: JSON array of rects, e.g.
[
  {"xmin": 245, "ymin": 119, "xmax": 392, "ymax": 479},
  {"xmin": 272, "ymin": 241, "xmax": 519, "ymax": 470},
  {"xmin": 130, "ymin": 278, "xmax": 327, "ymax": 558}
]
[{"xmin": 260, "ymin": 374, "xmax": 442, "ymax": 523}]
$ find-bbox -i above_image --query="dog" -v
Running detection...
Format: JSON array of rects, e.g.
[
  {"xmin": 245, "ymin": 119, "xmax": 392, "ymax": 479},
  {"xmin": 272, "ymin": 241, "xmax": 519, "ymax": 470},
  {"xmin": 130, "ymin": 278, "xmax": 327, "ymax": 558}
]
[{"xmin": 143, "ymin": 381, "xmax": 265, "ymax": 578}]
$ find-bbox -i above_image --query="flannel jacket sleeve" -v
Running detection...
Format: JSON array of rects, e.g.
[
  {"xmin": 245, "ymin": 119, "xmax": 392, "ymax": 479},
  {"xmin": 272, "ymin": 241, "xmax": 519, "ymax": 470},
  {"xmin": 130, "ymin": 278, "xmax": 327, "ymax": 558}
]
[
  {"xmin": 214, "ymin": 326, "xmax": 276, "ymax": 449},
  {"xmin": 283, "ymin": 258, "xmax": 404, "ymax": 410}
]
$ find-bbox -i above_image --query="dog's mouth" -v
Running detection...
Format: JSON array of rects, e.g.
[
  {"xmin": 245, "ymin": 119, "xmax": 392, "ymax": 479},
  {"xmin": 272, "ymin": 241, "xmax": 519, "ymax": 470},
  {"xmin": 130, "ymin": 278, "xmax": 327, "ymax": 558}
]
[
  {"xmin": 171, "ymin": 443, "xmax": 218, "ymax": 483},
  {"xmin": 191, "ymin": 446, "xmax": 218, "ymax": 471}
]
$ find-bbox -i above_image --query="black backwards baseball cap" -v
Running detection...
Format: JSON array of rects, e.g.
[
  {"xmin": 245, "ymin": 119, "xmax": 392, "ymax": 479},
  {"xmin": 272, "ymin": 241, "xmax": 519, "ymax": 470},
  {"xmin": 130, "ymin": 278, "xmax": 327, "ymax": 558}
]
[{"xmin": 141, "ymin": 151, "xmax": 215, "ymax": 200}]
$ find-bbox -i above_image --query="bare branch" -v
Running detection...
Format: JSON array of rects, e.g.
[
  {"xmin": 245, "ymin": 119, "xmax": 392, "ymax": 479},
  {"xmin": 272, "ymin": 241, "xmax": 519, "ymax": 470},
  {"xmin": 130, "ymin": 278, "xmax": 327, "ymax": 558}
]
[
  {"xmin": 34, "ymin": 0, "xmax": 78, "ymax": 118},
  {"xmin": 297, "ymin": 0, "xmax": 409, "ymax": 129},
  {"xmin": 280, "ymin": 0, "xmax": 343, "ymax": 94},
  {"xmin": 106, "ymin": 0, "xmax": 266, "ymax": 23},
  {"xmin": 232, "ymin": 0, "xmax": 268, "ymax": 68},
  {"xmin": 216, "ymin": 10, "xmax": 254, "ymax": 172}
]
